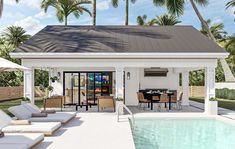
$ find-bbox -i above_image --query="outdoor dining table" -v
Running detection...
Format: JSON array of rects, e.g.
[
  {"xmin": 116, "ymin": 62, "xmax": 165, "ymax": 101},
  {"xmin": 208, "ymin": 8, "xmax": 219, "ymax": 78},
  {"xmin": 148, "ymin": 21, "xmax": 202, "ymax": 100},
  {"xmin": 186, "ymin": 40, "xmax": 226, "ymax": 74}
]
[{"xmin": 146, "ymin": 91, "xmax": 174, "ymax": 110}]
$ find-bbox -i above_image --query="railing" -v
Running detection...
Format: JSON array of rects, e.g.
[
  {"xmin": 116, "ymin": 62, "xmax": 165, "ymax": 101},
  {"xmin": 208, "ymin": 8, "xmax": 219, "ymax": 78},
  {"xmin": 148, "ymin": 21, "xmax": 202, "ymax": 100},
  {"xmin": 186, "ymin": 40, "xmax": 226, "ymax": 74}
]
[{"xmin": 117, "ymin": 104, "xmax": 135, "ymax": 127}]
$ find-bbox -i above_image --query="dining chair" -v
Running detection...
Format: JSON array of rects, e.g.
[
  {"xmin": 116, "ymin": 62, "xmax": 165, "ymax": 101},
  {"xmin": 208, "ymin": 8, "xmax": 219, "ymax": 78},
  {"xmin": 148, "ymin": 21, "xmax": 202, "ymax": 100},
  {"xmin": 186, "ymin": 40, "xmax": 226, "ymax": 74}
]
[
  {"xmin": 152, "ymin": 95, "xmax": 161, "ymax": 112},
  {"xmin": 177, "ymin": 92, "xmax": 183, "ymax": 110},
  {"xmin": 171, "ymin": 91, "xmax": 178, "ymax": 110},
  {"xmin": 159, "ymin": 93, "xmax": 169, "ymax": 111},
  {"xmin": 137, "ymin": 92, "xmax": 150, "ymax": 110}
]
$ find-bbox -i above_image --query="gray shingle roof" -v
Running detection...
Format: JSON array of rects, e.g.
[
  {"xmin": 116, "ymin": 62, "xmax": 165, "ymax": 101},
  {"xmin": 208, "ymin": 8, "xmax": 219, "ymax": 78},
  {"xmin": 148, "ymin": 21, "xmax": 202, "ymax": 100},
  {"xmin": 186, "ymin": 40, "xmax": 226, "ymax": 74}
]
[{"xmin": 13, "ymin": 25, "xmax": 226, "ymax": 53}]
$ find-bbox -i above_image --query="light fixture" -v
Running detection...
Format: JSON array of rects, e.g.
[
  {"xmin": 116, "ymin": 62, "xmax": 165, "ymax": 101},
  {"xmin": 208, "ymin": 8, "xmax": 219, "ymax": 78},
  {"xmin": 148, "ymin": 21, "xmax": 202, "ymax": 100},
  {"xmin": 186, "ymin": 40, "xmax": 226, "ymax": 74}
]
[{"xmin": 127, "ymin": 72, "xmax": 131, "ymax": 80}]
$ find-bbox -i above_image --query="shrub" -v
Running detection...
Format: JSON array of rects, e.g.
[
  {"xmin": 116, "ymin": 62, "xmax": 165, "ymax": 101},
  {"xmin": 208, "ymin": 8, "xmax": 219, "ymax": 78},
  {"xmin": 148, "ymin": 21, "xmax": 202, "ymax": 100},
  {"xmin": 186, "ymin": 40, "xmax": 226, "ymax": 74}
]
[{"xmin": 216, "ymin": 88, "xmax": 235, "ymax": 100}]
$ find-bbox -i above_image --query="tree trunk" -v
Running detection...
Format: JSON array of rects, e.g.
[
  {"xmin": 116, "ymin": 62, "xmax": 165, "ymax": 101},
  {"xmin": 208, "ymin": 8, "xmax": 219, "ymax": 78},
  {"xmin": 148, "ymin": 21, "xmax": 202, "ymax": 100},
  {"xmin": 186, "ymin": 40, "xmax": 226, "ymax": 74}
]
[
  {"xmin": 65, "ymin": 16, "xmax": 67, "ymax": 26},
  {"xmin": 0, "ymin": 0, "xmax": 3, "ymax": 17},
  {"xmin": 190, "ymin": 0, "xmax": 235, "ymax": 82},
  {"xmin": 93, "ymin": 0, "xmax": 96, "ymax": 26},
  {"xmin": 125, "ymin": 0, "xmax": 129, "ymax": 26}
]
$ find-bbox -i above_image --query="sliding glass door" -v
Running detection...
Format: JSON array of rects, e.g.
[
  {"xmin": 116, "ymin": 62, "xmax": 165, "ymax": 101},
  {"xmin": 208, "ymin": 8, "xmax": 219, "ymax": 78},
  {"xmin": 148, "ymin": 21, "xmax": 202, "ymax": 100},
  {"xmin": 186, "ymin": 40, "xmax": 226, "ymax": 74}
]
[{"xmin": 63, "ymin": 72, "xmax": 113, "ymax": 108}]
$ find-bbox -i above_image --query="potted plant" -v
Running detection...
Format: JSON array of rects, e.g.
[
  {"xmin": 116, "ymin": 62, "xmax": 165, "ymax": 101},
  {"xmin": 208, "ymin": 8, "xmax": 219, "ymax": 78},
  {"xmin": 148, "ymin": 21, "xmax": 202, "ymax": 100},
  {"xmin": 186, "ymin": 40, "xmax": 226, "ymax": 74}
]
[
  {"xmin": 208, "ymin": 97, "xmax": 218, "ymax": 115},
  {"xmin": 50, "ymin": 76, "xmax": 59, "ymax": 83},
  {"xmin": 21, "ymin": 97, "xmax": 30, "ymax": 105},
  {"xmin": 47, "ymin": 85, "xmax": 54, "ymax": 97},
  {"xmin": 115, "ymin": 96, "xmax": 124, "ymax": 115}
]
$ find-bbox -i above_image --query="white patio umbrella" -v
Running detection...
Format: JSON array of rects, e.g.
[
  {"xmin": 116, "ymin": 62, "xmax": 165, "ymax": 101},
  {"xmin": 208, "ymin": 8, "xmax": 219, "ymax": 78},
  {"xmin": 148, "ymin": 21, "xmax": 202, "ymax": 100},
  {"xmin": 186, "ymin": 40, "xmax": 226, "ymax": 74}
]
[{"xmin": 0, "ymin": 58, "xmax": 29, "ymax": 72}]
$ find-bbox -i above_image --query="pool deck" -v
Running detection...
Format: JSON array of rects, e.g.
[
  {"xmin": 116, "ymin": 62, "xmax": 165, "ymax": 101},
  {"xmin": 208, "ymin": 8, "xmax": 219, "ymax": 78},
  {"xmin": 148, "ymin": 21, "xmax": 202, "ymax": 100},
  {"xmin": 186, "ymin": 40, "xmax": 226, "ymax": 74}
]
[
  {"xmin": 35, "ymin": 113, "xmax": 135, "ymax": 149},
  {"xmin": 34, "ymin": 100, "xmax": 235, "ymax": 149}
]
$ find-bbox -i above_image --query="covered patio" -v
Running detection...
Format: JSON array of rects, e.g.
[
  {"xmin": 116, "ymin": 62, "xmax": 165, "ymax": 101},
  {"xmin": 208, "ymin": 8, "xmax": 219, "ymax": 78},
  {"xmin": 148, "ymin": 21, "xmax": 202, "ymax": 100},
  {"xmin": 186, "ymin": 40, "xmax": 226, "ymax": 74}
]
[{"xmin": 16, "ymin": 57, "xmax": 219, "ymax": 114}]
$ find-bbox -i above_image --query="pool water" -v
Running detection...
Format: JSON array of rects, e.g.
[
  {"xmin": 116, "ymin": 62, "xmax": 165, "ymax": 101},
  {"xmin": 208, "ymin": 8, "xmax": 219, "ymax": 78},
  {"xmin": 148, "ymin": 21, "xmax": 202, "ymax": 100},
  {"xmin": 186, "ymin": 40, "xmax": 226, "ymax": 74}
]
[{"xmin": 132, "ymin": 118, "xmax": 235, "ymax": 149}]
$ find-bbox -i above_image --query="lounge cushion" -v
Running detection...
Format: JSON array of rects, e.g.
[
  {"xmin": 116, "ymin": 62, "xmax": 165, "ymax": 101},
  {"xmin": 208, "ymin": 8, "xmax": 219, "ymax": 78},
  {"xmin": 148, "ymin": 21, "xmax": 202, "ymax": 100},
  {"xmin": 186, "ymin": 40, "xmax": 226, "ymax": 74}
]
[
  {"xmin": 0, "ymin": 109, "xmax": 12, "ymax": 128},
  {"xmin": 23, "ymin": 103, "xmax": 41, "ymax": 113},
  {"xmin": 10, "ymin": 120, "xmax": 31, "ymax": 125},
  {"xmin": 8, "ymin": 106, "xmax": 32, "ymax": 120},
  {"xmin": 2, "ymin": 122, "xmax": 61, "ymax": 135},
  {"xmin": 29, "ymin": 112, "xmax": 76, "ymax": 124},
  {"xmin": 0, "ymin": 133, "xmax": 44, "ymax": 148},
  {"xmin": 0, "ymin": 144, "xmax": 28, "ymax": 149}
]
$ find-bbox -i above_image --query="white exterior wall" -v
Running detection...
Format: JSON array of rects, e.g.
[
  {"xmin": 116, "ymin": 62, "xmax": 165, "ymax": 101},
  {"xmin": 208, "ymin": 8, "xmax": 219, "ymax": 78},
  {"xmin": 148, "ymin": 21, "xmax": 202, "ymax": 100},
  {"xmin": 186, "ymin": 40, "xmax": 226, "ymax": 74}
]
[
  {"xmin": 124, "ymin": 68, "xmax": 179, "ymax": 106},
  {"xmin": 125, "ymin": 68, "xmax": 140, "ymax": 106},
  {"xmin": 139, "ymin": 68, "xmax": 179, "ymax": 90}
]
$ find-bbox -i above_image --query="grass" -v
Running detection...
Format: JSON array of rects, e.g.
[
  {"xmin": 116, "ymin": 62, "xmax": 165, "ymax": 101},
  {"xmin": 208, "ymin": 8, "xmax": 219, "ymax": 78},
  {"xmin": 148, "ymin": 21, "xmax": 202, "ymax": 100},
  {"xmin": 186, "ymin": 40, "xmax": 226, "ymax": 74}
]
[
  {"xmin": 0, "ymin": 97, "xmax": 43, "ymax": 116},
  {"xmin": 190, "ymin": 97, "xmax": 235, "ymax": 111}
]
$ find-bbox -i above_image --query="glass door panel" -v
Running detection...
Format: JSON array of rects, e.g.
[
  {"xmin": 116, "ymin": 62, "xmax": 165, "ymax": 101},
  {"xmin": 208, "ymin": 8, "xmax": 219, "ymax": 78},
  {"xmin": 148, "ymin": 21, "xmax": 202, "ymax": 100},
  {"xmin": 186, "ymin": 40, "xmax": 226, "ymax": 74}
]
[
  {"xmin": 95, "ymin": 73, "xmax": 102, "ymax": 100},
  {"xmin": 87, "ymin": 73, "xmax": 95, "ymax": 105},
  {"xmin": 64, "ymin": 73, "xmax": 79, "ymax": 104},
  {"xmin": 101, "ymin": 72, "xmax": 112, "ymax": 96},
  {"xmin": 80, "ymin": 73, "xmax": 87, "ymax": 105}
]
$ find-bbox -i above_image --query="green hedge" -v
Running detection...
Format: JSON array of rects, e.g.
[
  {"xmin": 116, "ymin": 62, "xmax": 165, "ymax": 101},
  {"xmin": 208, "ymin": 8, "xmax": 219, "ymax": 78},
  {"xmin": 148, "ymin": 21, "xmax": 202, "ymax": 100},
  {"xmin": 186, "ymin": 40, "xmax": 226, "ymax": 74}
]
[{"xmin": 216, "ymin": 88, "xmax": 235, "ymax": 100}]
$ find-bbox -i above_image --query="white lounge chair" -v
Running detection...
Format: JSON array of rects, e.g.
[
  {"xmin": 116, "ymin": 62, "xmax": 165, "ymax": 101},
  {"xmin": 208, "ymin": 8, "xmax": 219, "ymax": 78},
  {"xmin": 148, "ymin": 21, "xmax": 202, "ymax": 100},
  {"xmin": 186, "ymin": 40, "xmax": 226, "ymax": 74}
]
[
  {"xmin": 0, "ymin": 133, "xmax": 44, "ymax": 149},
  {"xmin": 9, "ymin": 104, "xmax": 76, "ymax": 124},
  {"xmin": 0, "ymin": 110, "xmax": 61, "ymax": 136}
]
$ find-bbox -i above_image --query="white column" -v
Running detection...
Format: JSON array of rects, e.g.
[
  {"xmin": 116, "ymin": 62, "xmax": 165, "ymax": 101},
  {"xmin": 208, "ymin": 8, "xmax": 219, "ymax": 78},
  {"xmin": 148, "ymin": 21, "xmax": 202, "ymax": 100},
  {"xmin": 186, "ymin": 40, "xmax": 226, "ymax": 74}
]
[
  {"xmin": 204, "ymin": 67, "xmax": 216, "ymax": 114},
  {"xmin": 115, "ymin": 67, "xmax": 124, "ymax": 99},
  {"xmin": 24, "ymin": 68, "xmax": 35, "ymax": 104},
  {"xmin": 182, "ymin": 71, "xmax": 189, "ymax": 106}
]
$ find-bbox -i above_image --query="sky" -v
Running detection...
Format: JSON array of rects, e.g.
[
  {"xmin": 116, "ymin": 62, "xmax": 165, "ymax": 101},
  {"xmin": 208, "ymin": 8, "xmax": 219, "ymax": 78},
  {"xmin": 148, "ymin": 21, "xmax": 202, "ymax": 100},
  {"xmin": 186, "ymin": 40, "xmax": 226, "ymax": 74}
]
[{"xmin": 0, "ymin": 0, "xmax": 234, "ymax": 35}]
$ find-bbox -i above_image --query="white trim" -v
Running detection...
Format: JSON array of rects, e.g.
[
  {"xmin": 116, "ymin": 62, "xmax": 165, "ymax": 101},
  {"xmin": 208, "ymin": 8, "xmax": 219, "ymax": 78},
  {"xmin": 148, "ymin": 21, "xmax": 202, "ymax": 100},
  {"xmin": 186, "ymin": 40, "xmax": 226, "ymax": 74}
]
[{"xmin": 10, "ymin": 52, "xmax": 229, "ymax": 59}]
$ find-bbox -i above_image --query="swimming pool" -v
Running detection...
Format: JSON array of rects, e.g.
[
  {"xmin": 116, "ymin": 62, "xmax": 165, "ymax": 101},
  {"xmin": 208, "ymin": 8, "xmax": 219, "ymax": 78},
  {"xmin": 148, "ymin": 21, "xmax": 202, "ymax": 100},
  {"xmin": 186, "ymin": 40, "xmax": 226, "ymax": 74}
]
[{"xmin": 132, "ymin": 118, "xmax": 235, "ymax": 149}]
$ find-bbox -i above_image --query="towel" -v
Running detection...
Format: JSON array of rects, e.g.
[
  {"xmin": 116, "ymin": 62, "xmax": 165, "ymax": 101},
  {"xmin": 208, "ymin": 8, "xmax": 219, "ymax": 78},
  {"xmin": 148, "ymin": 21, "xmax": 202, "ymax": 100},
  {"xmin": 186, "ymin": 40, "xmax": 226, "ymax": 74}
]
[
  {"xmin": 10, "ymin": 120, "xmax": 31, "ymax": 125},
  {"xmin": 32, "ymin": 113, "xmax": 48, "ymax": 117}
]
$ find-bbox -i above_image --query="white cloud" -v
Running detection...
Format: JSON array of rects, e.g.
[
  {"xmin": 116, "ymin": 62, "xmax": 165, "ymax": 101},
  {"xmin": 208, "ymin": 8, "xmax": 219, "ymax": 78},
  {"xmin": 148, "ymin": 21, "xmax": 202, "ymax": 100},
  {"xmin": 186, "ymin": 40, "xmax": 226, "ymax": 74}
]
[
  {"xmin": 4, "ymin": 0, "xmax": 17, "ymax": 6},
  {"xmin": 97, "ymin": 1, "xmax": 110, "ymax": 10},
  {"xmin": 211, "ymin": 16, "xmax": 223, "ymax": 24},
  {"xmin": 14, "ymin": 16, "xmax": 45, "ymax": 35},
  {"xmin": 34, "ymin": 11, "xmax": 52, "ymax": 19},
  {"xmin": 5, "ymin": 0, "xmax": 41, "ymax": 9}
]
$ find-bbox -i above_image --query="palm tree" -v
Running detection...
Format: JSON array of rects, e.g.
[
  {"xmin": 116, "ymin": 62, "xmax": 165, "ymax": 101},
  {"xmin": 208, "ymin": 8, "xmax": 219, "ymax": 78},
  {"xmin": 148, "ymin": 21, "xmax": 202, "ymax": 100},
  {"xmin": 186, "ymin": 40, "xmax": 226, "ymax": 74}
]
[
  {"xmin": 93, "ymin": 0, "xmax": 96, "ymax": 26},
  {"xmin": 153, "ymin": 0, "xmax": 235, "ymax": 81},
  {"xmin": 111, "ymin": 0, "xmax": 137, "ymax": 26},
  {"xmin": 201, "ymin": 19, "xmax": 227, "ymax": 42},
  {"xmin": 137, "ymin": 14, "xmax": 181, "ymax": 26},
  {"xmin": 154, "ymin": 14, "xmax": 181, "ymax": 26},
  {"xmin": 225, "ymin": 36, "xmax": 235, "ymax": 76},
  {"xmin": 41, "ymin": 0, "xmax": 92, "ymax": 26},
  {"xmin": 3, "ymin": 26, "xmax": 31, "ymax": 47},
  {"xmin": 137, "ymin": 15, "xmax": 147, "ymax": 26},
  {"xmin": 0, "ymin": 0, "xmax": 20, "ymax": 17}
]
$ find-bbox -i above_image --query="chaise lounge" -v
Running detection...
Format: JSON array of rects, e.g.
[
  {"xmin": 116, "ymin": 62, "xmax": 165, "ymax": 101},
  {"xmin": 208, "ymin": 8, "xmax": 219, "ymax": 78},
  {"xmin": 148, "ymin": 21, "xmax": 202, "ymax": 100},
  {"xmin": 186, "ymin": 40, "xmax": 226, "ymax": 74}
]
[
  {"xmin": 0, "ymin": 132, "xmax": 44, "ymax": 149},
  {"xmin": 8, "ymin": 104, "xmax": 76, "ymax": 124},
  {"xmin": 0, "ymin": 110, "xmax": 61, "ymax": 136}
]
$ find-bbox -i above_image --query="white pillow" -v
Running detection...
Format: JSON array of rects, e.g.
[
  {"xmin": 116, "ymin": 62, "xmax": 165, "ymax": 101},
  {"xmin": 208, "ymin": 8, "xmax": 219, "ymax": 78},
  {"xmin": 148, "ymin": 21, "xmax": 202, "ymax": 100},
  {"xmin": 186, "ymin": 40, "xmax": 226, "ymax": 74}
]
[
  {"xmin": 0, "ymin": 109, "xmax": 12, "ymax": 128},
  {"xmin": 8, "ymin": 106, "xmax": 32, "ymax": 120},
  {"xmin": 23, "ymin": 103, "xmax": 41, "ymax": 113}
]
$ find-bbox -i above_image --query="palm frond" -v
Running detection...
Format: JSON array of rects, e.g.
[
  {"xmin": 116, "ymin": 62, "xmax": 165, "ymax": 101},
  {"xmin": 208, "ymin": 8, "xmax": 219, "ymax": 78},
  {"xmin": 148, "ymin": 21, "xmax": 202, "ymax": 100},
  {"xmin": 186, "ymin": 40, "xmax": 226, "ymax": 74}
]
[
  {"xmin": 165, "ymin": 0, "xmax": 185, "ymax": 16},
  {"xmin": 155, "ymin": 14, "xmax": 181, "ymax": 25},
  {"xmin": 193, "ymin": 0, "xmax": 209, "ymax": 6},
  {"xmin": 111, "ymin": 0, "xmax": 119, "ymax": 8},
  {"xmin": 153, "ymin": 0, "xmax": 165, "ymax": 6},
  {"xmin": 226, "ymin": 0, "xmax": 235, "ymax": 9}
]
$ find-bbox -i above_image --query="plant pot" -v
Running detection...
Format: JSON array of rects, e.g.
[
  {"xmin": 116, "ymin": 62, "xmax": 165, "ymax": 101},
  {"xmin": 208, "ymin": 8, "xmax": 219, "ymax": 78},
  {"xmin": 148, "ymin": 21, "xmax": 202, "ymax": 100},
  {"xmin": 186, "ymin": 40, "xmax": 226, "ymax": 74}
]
[
  {"xmin": 208, "ymin": 101, "xmax": 218, "ymax": 115},
  {"xmin": 116, "ymin": 100, "xmax": 124, "ymax": 115},
  {"xmin": 21, "ymin": 101, "xmax": 30, "ymax": 105}
]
